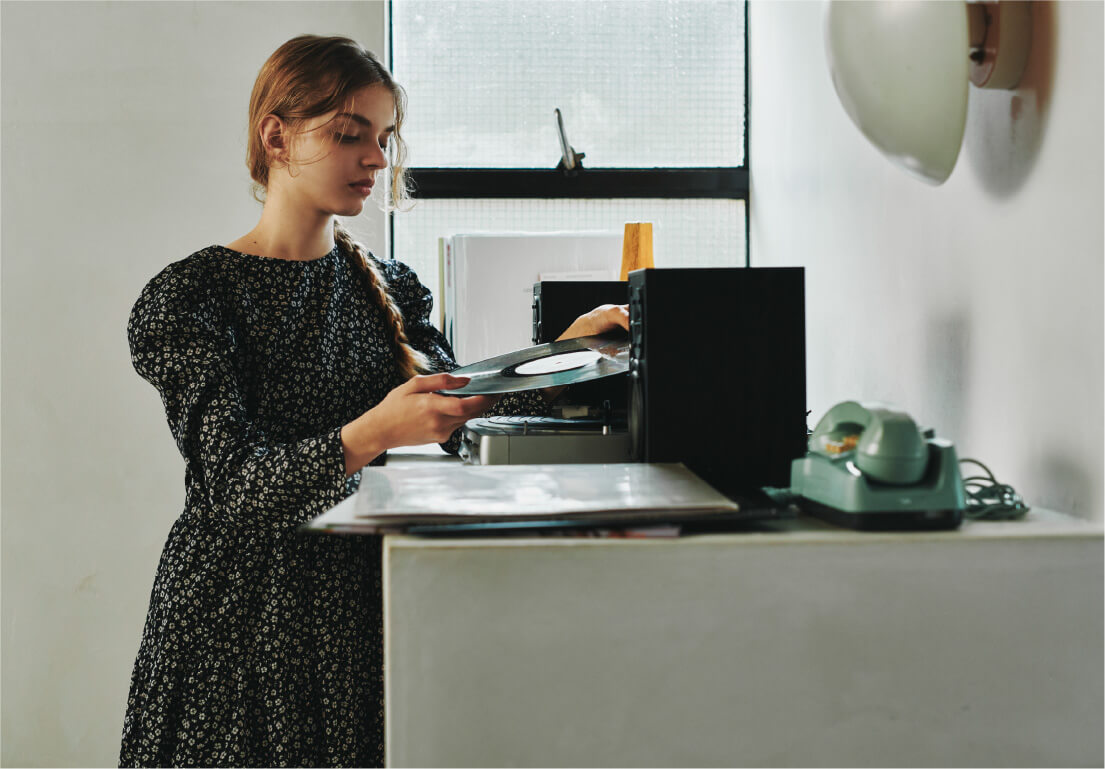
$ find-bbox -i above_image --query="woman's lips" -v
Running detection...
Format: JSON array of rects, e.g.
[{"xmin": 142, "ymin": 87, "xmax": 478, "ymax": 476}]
[{"xmin": 350, "ymin": 181, "xmax": 373, "ymax": 196}]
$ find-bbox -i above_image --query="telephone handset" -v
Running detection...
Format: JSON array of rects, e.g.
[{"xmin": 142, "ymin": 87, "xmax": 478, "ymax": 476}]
[
  {"xmin": 808, "ymin": 401, "xmax": 929, "ymax": 485},
  {"xmin": 791, "ymin": 401, "xmax": 966, "ymax": 530}
]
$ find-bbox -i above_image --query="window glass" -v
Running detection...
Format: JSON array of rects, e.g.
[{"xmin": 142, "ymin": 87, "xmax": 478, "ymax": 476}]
[
  {"xmin": 392, "ymin": 0, "xmax": 746, "ymax": 168},
  {"xmin": 392, "ymin": 198, "xmax": 746, "ymax": 325}
]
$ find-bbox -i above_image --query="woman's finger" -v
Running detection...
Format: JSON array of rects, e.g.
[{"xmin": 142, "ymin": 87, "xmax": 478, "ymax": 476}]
[
  {"xmin": 436, "ymin": 393, "xmax": 498, "ymax": 419},
  {"xmin": 606, "ymin": 304, "xmax": 629, "ymax": 331},
  {"xmin": 406, "ymin": 372, "xmax": 471, "ymax": 393}
]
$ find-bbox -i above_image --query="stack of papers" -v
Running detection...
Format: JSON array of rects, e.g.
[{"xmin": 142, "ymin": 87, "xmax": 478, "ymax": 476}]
[{"xmin": 306, "ymin": 463, "xmax": 739, "ymax": 535}]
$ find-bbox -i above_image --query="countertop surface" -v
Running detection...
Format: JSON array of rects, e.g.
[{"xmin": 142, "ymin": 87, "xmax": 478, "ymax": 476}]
[{"xmin": 376, "ymin": 445, "xmax": 1103, "ymax": 549}]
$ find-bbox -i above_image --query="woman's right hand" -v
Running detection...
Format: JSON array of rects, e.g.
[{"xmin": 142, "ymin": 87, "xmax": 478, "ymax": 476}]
[
  {"xmin": 341, "ymin": 373, "xmax": 498, "ymax": 473},
  {"xmin": 373, "ymin": 373, "xmax": 499, "ymax": 445}
]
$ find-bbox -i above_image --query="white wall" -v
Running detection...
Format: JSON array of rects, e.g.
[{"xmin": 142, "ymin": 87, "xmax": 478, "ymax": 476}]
[
  {"xmin": 749, "ymin": 0, "xmax": 1103, "ymax": 520},
  {"xmin": 1, "ymin": 3, "xmax": 387, "ymax": 765}
]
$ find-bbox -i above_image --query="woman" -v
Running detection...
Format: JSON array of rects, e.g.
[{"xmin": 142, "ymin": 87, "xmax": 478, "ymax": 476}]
[{"xmin": 120, "ymin": 35, "xmax": 626, "ymax": 767}]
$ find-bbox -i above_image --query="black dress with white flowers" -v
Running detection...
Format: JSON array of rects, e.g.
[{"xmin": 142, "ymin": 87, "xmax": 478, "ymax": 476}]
[{"xmin": 120, "ymin": 245, "xmax": 545, "ymax": 767}]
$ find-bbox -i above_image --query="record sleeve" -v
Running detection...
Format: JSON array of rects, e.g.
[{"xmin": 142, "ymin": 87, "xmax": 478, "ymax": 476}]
[{"xmin": 304, "ymin": 462, "xmax": 739, "ymax": 534}]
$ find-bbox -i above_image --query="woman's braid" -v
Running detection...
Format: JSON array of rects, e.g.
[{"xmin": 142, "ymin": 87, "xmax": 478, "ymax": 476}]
[{"xmin": 334, "ymin": 221, "xmax": 431, "ymax": 381}]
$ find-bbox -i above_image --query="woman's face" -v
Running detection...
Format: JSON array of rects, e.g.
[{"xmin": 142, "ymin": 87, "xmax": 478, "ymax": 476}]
[{"xmin": 277, "ymin": 84, "xmax": 396, "ymax": 218}]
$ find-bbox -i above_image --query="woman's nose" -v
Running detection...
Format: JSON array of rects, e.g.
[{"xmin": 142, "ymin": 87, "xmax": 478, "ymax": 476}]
[{"xmin": 362, "ymin": 143, "xmax": 387, "ymax": 168}]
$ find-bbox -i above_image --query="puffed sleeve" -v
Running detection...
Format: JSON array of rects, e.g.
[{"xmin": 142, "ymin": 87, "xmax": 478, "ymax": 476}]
[
  {"xmin": 382, "ymin": 258, "xmax": 550, "ymax": 453},
  {"xmin": 128, "ymin": 262, "xmax": 348, "ymax": 530}
]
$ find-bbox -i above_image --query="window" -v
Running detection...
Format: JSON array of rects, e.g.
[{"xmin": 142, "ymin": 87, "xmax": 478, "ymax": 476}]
[{"xmin": 389, "ymin": 0, "xmax": 748, "ymax": 301}]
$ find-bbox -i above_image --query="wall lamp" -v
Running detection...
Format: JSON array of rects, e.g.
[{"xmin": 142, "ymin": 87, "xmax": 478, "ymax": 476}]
[{"xmin": 825, "ymin": 0, "xmax": 1032, "ymax": 185}]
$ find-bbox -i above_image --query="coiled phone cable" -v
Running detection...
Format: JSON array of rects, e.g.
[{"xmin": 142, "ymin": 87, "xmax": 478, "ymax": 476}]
[{"xmin": 958, "ymin": 458, "xmax": 1031, "ymax": 520}]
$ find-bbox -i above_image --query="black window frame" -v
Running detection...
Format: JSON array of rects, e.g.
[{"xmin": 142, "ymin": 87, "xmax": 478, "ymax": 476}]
[{"xmin": 387, "ymin": 0, "xmax": 750, "ymax": 266}]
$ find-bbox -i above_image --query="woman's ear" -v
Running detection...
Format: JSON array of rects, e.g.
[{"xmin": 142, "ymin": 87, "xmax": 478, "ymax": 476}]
[{"xmin": 259, "ymin": 114, "xmax": 289, "ymax": 165}]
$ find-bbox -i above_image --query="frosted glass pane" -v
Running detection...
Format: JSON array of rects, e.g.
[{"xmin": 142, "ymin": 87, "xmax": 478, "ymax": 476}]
[
  {"xmin": 391, "ymin": 198, "xmax": 746, "ymax": 324},
  {"xmin": 392, "ymin": 0, "xmax": 745, "ymax": 168}
]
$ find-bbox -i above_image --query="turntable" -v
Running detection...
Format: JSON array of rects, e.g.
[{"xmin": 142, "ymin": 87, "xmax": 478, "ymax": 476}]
[
  {"xmin": 459, "ymin": 415, "xmax": 632, "ymax": 465},
  {"xmin": 446, "ymin": 330, "xmax": 633, "ymax": 465}
]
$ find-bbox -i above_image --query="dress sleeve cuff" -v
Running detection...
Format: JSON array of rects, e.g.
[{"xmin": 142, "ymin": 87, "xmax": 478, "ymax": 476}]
[{"xmin": 288, "ymin": 426, "xmax": 354, "ymax": 527}]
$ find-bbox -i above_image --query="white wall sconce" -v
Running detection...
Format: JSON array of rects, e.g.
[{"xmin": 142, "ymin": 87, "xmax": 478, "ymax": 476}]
[{"xmin": 825, "ymin": 1, "xmax": 1032, "ymax": 185}]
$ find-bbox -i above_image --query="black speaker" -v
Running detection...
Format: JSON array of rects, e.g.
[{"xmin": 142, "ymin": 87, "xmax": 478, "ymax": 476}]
[
  {"xmin": 532, "ymin": 281, "xmax": 629, "ymax": 345},
  {"xmin": 627, "ymin": 267, "xmax": 806, "ymax": 498}
]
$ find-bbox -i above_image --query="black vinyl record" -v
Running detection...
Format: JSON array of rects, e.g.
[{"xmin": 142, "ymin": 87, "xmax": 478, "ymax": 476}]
[{"xmin": 440, "ymin": 334, "xmax": 630, "ymax": 395}]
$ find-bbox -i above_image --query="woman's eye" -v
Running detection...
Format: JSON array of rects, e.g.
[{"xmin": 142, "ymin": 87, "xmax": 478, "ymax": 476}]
[{"xmin": 335, "ymin": 133, "xmax": 360, "ymax": 144}]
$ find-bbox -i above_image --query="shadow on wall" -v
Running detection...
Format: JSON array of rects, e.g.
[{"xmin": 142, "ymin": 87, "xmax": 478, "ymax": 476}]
[
  {"xmin": 1034, "ymin": 451, "xmax": 1095, "ymax": 517},
  {"xmin": 964, "ymin": 1, "xmax": 1056, "ymax": 197},
  {"xmin": 924, "ymin": 309, "xmax": 970, "ymax": 442}
]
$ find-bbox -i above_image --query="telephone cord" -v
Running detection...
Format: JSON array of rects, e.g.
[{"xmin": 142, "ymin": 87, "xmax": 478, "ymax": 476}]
[{"xmin": 958, "ymin": 458, "xmax": 1030, "ymax": 520}]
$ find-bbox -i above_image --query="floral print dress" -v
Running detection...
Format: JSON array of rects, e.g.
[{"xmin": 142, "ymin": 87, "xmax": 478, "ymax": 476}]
[{"xmin": 120, "ymin": 245, "xmax": 544, "ymax": 767}]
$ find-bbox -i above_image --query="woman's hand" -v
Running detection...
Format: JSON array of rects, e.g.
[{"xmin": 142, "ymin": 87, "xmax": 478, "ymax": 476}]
[
  {"xmin": 540, "ymin": 303, "xmax": 631, "ymax": 403},
  {"xmin": 341, "ymin": 373, "xmax": 498, "ymax": 473},
  {"xmin": 555, "ymin": 303, "xmax": 630, "ymax": 341}
]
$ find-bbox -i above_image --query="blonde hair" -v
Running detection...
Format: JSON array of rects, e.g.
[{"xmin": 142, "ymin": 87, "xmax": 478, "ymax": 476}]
[{"xmin": 247, "ymin": 35, "xmax": 427, "ymax": 380}]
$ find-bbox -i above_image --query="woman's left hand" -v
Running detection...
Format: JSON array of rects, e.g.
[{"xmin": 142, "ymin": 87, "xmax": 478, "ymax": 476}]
[
  {"xmin": 555, "ymin": 304, "xmax": 629, "ymax": 341},
  {"xmin": 541, "ymin": 303, "xmax": 630, "ymax": 404}
]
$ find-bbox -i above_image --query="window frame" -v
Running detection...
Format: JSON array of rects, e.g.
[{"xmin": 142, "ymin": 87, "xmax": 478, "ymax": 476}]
[{"xmin": 386, "ymin": 0, "xmax": 750, "ymax": 266}]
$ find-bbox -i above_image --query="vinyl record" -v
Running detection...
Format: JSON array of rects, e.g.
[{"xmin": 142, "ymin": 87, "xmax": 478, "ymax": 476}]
[{"xmin": 440, "ymin": 333, "xmax": 630, "ymax": 395}]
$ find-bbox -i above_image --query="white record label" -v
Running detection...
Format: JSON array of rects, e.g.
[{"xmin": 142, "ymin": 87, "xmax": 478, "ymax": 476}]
[{"xmin": 513, "ymin": 350, "xmax": 601, "ymax": 376}]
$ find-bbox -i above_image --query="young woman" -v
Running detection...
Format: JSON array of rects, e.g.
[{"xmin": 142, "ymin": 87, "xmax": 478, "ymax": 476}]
[{"xmin": 120, "ymin": 35, "xmax": 626, "ymax": 767}]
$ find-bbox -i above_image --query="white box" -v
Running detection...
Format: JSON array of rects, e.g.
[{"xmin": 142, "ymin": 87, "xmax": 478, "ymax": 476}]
[{"xmin": 445, "ymin": 232, "xmax": 622, "ymax": 365}]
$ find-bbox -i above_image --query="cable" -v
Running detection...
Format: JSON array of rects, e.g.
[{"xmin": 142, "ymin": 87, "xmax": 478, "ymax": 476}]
[{"xmin": 958, "ymin": 458, "xmax": 1031, "ymax": 520}]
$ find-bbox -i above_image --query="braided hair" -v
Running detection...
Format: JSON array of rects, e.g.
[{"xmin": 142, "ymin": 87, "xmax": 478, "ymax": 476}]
[{"xmin": 333, "ymin": 220, "xmax": 430, "ymax": 381}]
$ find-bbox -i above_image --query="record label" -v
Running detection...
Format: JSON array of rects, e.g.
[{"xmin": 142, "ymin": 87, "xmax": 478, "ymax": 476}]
[{"xmin": 513, "ymin": 350, "xmax": 601, "ymax": 376}]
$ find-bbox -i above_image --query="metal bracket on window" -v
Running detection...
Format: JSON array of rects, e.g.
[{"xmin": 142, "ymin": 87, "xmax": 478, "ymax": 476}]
[{"xmin": 554, "ymin": 108, "xmax": 585, "ymax": 176}]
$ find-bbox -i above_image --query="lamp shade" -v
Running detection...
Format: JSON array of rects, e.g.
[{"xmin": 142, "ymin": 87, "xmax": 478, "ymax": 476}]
[{"xmin": 825, "ymin": 1, "xmax": 969, "ymax": 185}]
